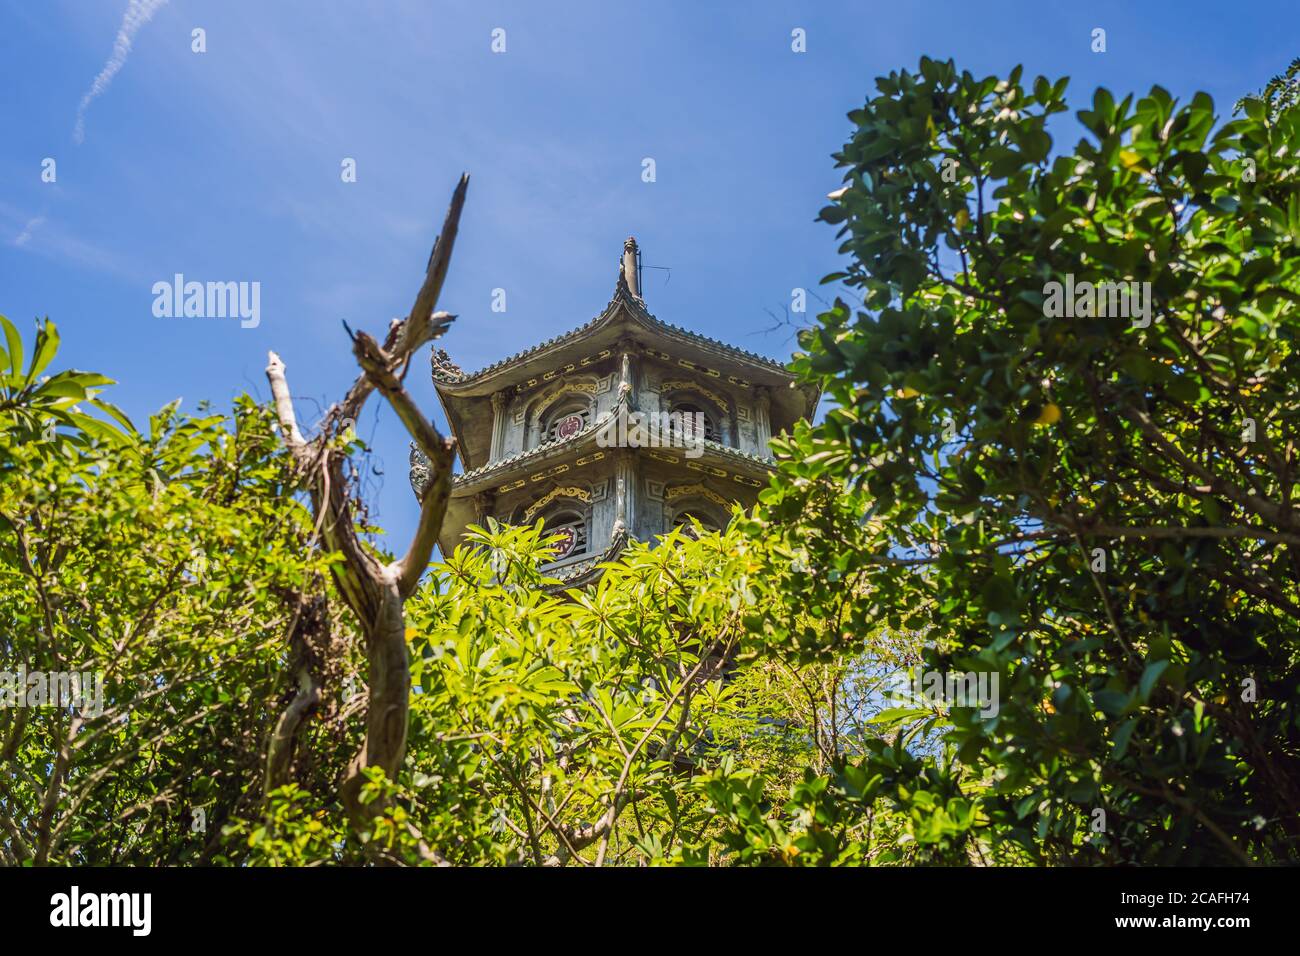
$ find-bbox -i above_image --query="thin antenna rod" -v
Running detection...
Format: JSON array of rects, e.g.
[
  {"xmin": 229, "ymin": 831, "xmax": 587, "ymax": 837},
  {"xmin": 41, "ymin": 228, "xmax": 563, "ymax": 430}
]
[{"xmin": 642, "ymin": 264, "xmax": 671, "ymax": 286}]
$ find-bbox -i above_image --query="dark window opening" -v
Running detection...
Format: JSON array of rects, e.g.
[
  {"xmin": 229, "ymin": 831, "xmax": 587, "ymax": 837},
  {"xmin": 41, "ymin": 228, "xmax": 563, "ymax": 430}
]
[
  {"xmin": 667, "ymin": 402, "xmax": 717, "ymax": 443},
  {"xmin": 672, "ymin": 509, "xmax": 722, "ymax": 538},
  {"xmin": 542, "ymin": 509, "xmax": 589, "ymax": 560}
]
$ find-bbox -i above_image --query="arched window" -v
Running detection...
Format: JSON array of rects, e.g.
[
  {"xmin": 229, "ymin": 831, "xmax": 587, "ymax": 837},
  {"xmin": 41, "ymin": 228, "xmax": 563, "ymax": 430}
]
[
  {"xmin": 541, "ymin": 508, "xmax": 589, "ymax": 561},
  {"xmin": 671, "ymin": 507, "xmax": 724, "ymax": 539},
  {"xmin": 541, "ymin": 398, "xmax": 592, "ymax": 445},
  {"xmin": 667, "ymin": 402, "xmax": 718, "ymax": 444}
]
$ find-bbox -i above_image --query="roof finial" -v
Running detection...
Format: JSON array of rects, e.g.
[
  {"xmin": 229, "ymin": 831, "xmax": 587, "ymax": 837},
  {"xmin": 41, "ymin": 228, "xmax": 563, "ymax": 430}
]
[{"xmin": 621, "ymin": 236, "xmax": 641, "ymax": 300}]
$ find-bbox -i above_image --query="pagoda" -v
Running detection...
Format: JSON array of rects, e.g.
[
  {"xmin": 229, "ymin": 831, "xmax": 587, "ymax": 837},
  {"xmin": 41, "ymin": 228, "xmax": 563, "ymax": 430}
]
[{"xmin": 411, "ymin": 238, "xmax": 818, "ymax": 585}]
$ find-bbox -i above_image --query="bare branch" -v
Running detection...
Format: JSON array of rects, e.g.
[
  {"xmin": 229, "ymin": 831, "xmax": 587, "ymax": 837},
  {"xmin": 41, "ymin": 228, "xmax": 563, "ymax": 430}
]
[
  {"xmin": 339, "ymin": 172, "xmax": 469, "ymax": 419},
  {"xmin": 262, "ymin": 175, "xmax": 471, "ymax": 845},
  {"xmin": 348, "ymin": 330, "xmax": 457, "ymax": 595},
  {"xmin": 399, "ymin": 172, "xmax": 469, "ymax": 354},
  {"xmin": 265, "ymin": 351, "xmax": 307, "ymax": 453}
]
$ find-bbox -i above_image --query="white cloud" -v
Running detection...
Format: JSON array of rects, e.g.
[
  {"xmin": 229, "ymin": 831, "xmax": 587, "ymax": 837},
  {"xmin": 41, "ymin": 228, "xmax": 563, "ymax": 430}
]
[
  {"xmin": 0, "ymin": 202, "xmax": 141, "ymax": 282},
  {"xmin": 73, "ymin": 0, "xmax": 170, "ymax": 145},
  {"xmin": 13, "ymin": 216, "xmax": 46, "ymax": 246}
]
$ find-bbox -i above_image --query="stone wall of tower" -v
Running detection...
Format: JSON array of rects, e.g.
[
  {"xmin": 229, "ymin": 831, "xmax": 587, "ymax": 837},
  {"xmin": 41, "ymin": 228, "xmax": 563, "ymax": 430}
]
[
  {"xmin": 425, "ymin": 236, "xmax": 815, "ymax": 580},
  {"xmin": 484, "ymin": 456, "xmax": 624, "ymax": 561},
  {"xmin": 490, "ymin": 354, "xmax": 622, "ymax": 461},
  {"xmin": 483, "ymin": 352, "xmax": 769, "ymax": 469},
  {"xmin": 469, "ymin": 347, "xmax": 771, "ymax": 570}
]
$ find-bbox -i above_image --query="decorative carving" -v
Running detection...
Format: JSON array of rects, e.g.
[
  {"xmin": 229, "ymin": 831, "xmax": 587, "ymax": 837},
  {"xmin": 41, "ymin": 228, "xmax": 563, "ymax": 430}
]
[
  {"xmin": 612, "ymin": 454, "xmax": 633, "ymax": 538},
  {"xmin": 530, "ymin": 379, "xmax": 599, "ymax": 426},
  {"xmin": 553, "ymin": 413, "xmax": 585, "ymax": 440},
  {"xmin": 645, "ymin": 479, "xmax": 665, "ymax": 501},
  {"xmin": 616, "ymin": 341, "xmax": 638, "ymax": 405},
  {"xmin": 687, "ymin": 461, "xmax": 727, "ymax": 478},
  {"xmin": 543, "ymin": 363, "xmax": 579, "ymax": 382},
  {"xmin": 660, "ymin": 380, "xmax": 730, "ymax": 412},
  {"xmin": 431, "ymin": 348, "xmax": 462, "ymax": 379},
  {"xmin": 524, "ymin": 485, "xmax": 593, "ymax": 524},
  {"xmin": 530, "ymin": 463, "xmax": 569, "ymax": 482},
  {"xmin": 665, "ymin": 482, "xmax": 730, "ymax": 508},
  {"xmin": 647, "ymin": 350, "xmax": 748, "ymax": 387},
  {"xmin": 622, "ymin": 237, "xmax": 641, "ymax": 299},
  {"xmin": 677, "ymin": 357, "xmax": 721, "ymax": 378},
  {"xmin": 490, "ymin": 390, "xmax": 509, "ymax": 461},
  {"xmin": 409, "ymin": 443, "xmax": 433, "ymax": 502},
  {"xmin": 515, "ymin": 352, "xmax": 612, "ymax": 399}
]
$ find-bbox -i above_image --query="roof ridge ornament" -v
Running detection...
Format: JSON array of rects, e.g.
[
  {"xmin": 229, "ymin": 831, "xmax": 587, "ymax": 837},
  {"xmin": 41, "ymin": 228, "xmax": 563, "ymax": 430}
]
[
  {"xmin": 431, "ymin": 346, "xmax": 463, "ymax": 380},
  {"xmin": 620, "ymin": 236, "xmax": 641, "ymax": 301}
]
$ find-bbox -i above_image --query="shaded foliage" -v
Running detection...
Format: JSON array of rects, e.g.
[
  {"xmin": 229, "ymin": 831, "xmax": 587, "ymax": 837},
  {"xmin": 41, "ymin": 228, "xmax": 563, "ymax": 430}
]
[{"xmin": 747, "ymin": 58, "xmax": 1300, "ymax": 863}]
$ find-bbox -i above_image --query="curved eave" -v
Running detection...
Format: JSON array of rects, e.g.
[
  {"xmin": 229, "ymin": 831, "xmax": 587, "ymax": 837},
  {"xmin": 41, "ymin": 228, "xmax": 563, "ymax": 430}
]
[
  {"xmin": 434, "ymin": 424, "xmax": 778, "ymax": 557},
  {"xmin": 433, "ymin": 283, "xmax": 812, "ymax": 411},
  {"xmin": 451, "ymin": 429, "xmax": 604, "ymax": 495},
  {"xmin": 436, "ymin": 387, "xmax": 476, "ymax": 471},
  {"xmin": 449, "ymin": 432, "xmax": 775, "ymax": 500},
  {"xmin": 448, "ymin": 390, "xmax": 631, "ymax": 496}
]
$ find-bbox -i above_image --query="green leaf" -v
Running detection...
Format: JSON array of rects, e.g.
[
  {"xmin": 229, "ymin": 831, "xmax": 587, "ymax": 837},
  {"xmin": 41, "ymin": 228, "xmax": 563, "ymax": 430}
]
[
  {"xmin": 26, "ymin": 320, "xmax": 59, "ymax": 385},
  {"xmin": 0, "ymin": 314, "xmax": 23, "ymax": 380},
  {"xmin": 1111, "ymin": 718, "xmax": 1137, "ymax": 761},
  {"xmin": 88, "ymin": 398, "xmax": 136, "ymax": 435},
  {"xmin": 1138, "ymin": 660, "xmax": 1169, "ymax": 704}
]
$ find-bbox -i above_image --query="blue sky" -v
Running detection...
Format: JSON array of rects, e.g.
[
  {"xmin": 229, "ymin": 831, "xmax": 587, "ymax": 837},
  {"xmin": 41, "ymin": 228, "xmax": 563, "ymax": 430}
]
[{"xmin": 1, "ymin": 0, "xmax": 1295, "ymax": 553}]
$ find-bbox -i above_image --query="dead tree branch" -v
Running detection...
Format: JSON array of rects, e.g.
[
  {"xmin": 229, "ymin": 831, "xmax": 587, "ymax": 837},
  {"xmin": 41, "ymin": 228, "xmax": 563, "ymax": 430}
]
[{"xmin": 264, "ymin": 174, "xmax": 469, "ymax": 834}]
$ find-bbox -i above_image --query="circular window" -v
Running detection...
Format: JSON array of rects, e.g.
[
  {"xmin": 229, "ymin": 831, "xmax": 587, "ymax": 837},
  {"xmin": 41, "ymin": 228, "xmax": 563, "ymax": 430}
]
[
  {"xmin": 542, "ymin": 510, "xmax": 589, "ymax": 560},
  {"xmin": 554, "ymin": 414, "xmax": 585, "ymax": 440},
  {"xmin": 550, "ymin": 525, "xmax": 578, "ymax": 557},
  {"xmin": 544, "ymin": 402, "xmax": 592, "ymax": 444}
]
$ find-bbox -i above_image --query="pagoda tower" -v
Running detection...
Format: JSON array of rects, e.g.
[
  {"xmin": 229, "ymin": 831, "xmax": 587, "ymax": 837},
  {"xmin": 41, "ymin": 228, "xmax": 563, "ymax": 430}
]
[{"xmin": 411, "ymin": 237, "xmax": 818, "ymax": 585}]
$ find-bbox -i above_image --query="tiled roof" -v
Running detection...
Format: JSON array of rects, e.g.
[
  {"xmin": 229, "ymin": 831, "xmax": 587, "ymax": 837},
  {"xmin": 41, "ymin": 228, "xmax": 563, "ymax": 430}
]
[
  {"xmin": 451, "ymin": 391, "xmax": 632, "ymax": 486},
  {"xmin": 433, "ymin": 281, "xmax": 792, "ymax": 387},
  {"xmin": 419, "ymin": 381, "xmax": 781, "ymax": 495},
  {"xmin": 700, "ymin": 441, "xmax": 777, "ymax": 468},
  {"xmin": 449, "ymin": 412, "xmax": 777, "ymax": 491}
]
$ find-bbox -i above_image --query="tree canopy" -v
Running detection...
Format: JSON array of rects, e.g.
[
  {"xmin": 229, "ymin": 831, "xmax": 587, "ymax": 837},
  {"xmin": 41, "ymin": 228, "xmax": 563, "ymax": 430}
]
[
  {"xmin": 759, "ymin": 57, "xmax": 1300, "ymax": 863},
  {"xmin": 3, "ymin": 56, "xmax": 1299, "ymax": 866}
]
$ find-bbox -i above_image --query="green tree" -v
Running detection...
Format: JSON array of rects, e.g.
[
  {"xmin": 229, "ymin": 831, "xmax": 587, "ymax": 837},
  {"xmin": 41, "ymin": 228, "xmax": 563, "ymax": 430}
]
[
  {"xmin": 0, "ymin": 313, "xmax": 965, "ymax": 866},
  {"xmin": 748, "ymin": 58, "xmax": 1300, "ymax": 863},
  {"xmin": 228, "ymin": 518, "xmax": 824, "ymax": 866},
  {"xmin": 0, "ymin": 316, "xmax": 338, "ymax": 864},
  {"xmin": 1237, "ymin": 56, "xmax": 1300, "ymax": 121}
]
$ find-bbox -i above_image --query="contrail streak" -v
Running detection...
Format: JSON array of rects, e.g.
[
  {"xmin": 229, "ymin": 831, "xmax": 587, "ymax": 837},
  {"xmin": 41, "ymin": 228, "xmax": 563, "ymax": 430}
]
[{"xmin": 73, "ymin": 0, "xmax": 170, "ymax": 145}]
